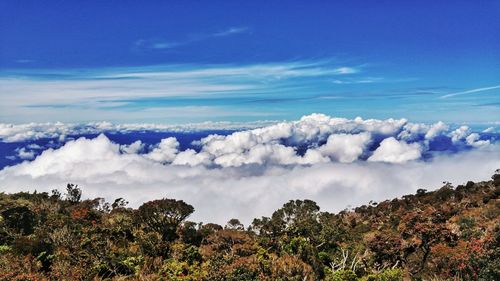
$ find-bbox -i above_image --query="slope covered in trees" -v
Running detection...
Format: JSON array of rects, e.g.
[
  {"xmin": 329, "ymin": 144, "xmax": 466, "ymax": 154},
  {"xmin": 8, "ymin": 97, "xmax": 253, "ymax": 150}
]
[{"xmin": 0, "ymin": 172, "xmax": 498, "ymax": 280}]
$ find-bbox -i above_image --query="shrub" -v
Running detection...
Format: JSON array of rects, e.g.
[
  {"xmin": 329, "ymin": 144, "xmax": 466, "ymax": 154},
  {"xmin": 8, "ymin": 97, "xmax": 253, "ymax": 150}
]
[{"xmin": 326, "ymin": 269, "xmax": 357, "ymax": 281}]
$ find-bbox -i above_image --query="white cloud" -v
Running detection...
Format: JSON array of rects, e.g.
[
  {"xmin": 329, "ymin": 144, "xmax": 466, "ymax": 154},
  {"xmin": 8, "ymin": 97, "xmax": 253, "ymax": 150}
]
[
  {"xmin": 120, "ymin": 140, "xmax": 145, "ymax": 154},
  {"xmin": 333, "ymin": 67, "xmax": 359, "ymax": 74},
  {"xmin": 316, "ymin": 133, "xmax": 371, "ymax": 163},
  {"xmin": 0, "ymin": 61, "xmax": 363, "ymax": 123},
  {"xmin": 173, "ymin": 149, "xmax": 212, "ymax": 166},
  {"xmin": 368, "ymin": 137, "xmax": 421, "ymax": 163},
  {"xmin": 0, "ymin": 113, "xmax": 498, "ymax": 225},
  {"xmin": 425, "ymin": 121, "xmax": 448, "ymax": 140},
  {"xmin": 465, "ymin": 133, "xmax": 490, "ymax": 147},
  {"xmin": 136, "ymin": 26, "xmax": 250, "ymax": 50},
  {"xmin": 175, "ymin": 114, "xmax": 412, "ymax": 167},
  {"xmin": 0, "ymin": 132, "xmax": 497, "ymax": 225},
  {"xmin": 145, "ymin": 137, "xmax": 179, "ymax": 163},
  {"xmin": 16, "ymin": 147, "xmax": 36, "ymax": 160},
  {"xmin": 214, "ymin": 27, "xmax": 249, "ymax": 37},
  {"xmin": 440, "ymin": 84, "xmax": 500, "ymax": 98},
  {"xmin": 483, "ymin": 127, "xmax": 495, "ymax": 133},
  {"xmin": 2, "ymin": 114, "xmax": 495, "ymax": 170},
  {"xmin": 449, "ymin": 125, "xmax": 470, "ymax": 143},
  {"xmin": 0, "ymin": 120, "xmax": 278, "ymax": 143}
]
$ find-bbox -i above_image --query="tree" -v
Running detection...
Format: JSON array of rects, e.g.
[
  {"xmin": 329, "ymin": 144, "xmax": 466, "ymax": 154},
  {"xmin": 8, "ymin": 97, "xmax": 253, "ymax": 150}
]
[
  {"xmin": 137, "ymin": 198, "xmax": 194, "ymax": 241},
  {"xmin": 65, "ymin": 183, "xmax": 82, "ymax": 204},
  {"xmin": 111, "ymin": 198, "xmax": 128, "ymax": 210},
  {"xmin": 366, "ymin": 231, "xmax": 404, "ymax": 268},
  {"xmin": 225, "ymin": 218, "xmax": 244, "ymax": 230},
  {"xmin": 271, "ymin": 255, "xmax": 315, "ymax": 281},
  {"xmin": 200, "ymin": 229, "xmax": 257, "ymax": 259},
  {"xmin": 271, "ymin": 199, "xmax": 321, "ymax": 239},
  {"xmin": 398, "ymin": 207, "xmax": 456, "ymax": 273},
  {"xmin": 1, "ymin": 206, "xmax": 36, "ymax": 236}
]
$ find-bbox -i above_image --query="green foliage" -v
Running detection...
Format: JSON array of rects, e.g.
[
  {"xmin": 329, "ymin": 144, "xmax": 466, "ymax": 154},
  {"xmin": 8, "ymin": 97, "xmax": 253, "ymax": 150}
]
[
  {"xmin": 326, "ymin": 269, "xmax": 357, "ymax": 281},
  {"xmin": 1, "ymin": 205, "xmax": 36, "ymax": 235},
  {"xmin": 120, "ymin": 255, "xmax": 144, "ymax": 275},
  {"xmin": 137, "ymin": 198, "xmax": 194, "ymax": 241},
  {"xmin": 161, "ymin": 258, "xmax": 203, "ymax": 280},
  {"xmin": 360, "ymin": 268, "xmax": 404, "ymax": 281},
  {"xmin": 457, "ymin": 216, "xmax": 478, "ymax": 239},
  {"xmin": 0, "ymin": 175, "xmax": 498, "ymax": 280},
  {"xmin": 65, "ymin": 183, "xmax": 82, "ymax": 203},
  {"xmin": 0, "ymin": 245, "xmax": 12, "ymax": 254}
]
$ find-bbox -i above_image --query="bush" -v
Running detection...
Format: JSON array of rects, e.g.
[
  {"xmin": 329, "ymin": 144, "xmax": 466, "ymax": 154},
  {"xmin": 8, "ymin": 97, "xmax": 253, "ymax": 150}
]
[
  {"xmin": 360, "ymin": 268, "xmax": 404, "ymax": 281},
  {"xmin": 0, "ymin": 245, "xmax": 12, "ymax": 254},
  {"xmin": 326, "ymin": 269, "xmax": 357, "ymax": 281}
]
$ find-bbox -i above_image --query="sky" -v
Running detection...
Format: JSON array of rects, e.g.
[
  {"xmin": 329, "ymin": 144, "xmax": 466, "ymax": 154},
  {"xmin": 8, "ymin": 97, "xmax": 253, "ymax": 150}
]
[
  {"xmin": 0, "ymin": 0, "xmax": 499, "ymax": 124},
  {"xmin": 0, "ymin": 1, "xmax": 499, "ymax": 223}
]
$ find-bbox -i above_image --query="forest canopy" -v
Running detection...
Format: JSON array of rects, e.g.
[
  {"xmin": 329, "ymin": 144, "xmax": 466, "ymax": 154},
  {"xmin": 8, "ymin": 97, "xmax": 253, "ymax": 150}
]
[{"xmin": 0, "ymin": 172, "xmax": 499, "ymax": 280}]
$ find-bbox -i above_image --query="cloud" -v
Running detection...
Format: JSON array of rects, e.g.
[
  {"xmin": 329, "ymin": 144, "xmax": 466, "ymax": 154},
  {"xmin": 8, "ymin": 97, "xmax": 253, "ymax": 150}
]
[
  {"xmin": 0, "ymin": 130, "xmax": 497, "ymax": 225},
  {"xmin": 135, "ymin": 26, "xmax": 250, "ymax": 50},
  {"xmin": 214, "ymin": 27, "xmax": 249, "ymax": 37},
  {"xmin": 332, "ymin": 77, "xmax": 383, "ymax": 84},
  {"xmin": 368, "ymin": 137, "xmax": 421, "ymax": 163},
  {"xmin": 332, "ymin": 67, "xmax": 359, "ymax": 75},
  {"xmin": 0, "ymin": 120, "xmax": 278, "ymax": 143},
  {"xmin": 316, "ymin": 133, "xmax": 371, "ymax": 163},
  {"xmin": 440, "ymin": 84, "xmax": 500, "ymax": 99},
  {"xmin": 1, "ymin": 114, "xmax": 495, "ymax": 169},
  {"xmin": 16, "ymin": 147, "xmax": 36, "ymax": 160},
  {"xmin": 0, "ymin": 114, "xmax": 498, "ymax": 224},
  {"xmin": 450, "ymin": 125, "xmax": 470, "ymax": 143},
  {"xmin": 15, "ymin": 59, "xmax": 35, "ymax": 64},
  {"xmin": 0, "ymin": 60, "xmax": 363, "ymax": 123},
  {"xmin": 465, "ymin": 133, "xmax": 490, "ymax": 147},
  {"xmin": 144, "ymin": 137, "xmax": 179, "ymax": 163},
  {"xmin": 120, "ymin": 140, "xmax": 145, "ymax": 154},
  {"xmin": 134, "ymin": 39, "xmax": 182, "ymax": 50},
  {"xmin": 181, "ymin": 114, "xmax": 414, "ymax": 167},
  {"xmin": 425, "ymin": 121, "xmax": 448, "ymax": 140},
  {"xmin": 483, "ymin": 127, "xmax": 495, "ymax": 133}
]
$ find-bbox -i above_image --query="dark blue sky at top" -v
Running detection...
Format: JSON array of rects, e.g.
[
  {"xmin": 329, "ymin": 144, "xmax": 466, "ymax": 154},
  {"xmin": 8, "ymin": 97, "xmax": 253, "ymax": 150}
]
[
  {"xmin": 0, "ymin": 1, "xmax": 499, "ymax": 124},
  {"xmin": 2, "ymin": 1, "xmax": 499, "ymax": 68}
]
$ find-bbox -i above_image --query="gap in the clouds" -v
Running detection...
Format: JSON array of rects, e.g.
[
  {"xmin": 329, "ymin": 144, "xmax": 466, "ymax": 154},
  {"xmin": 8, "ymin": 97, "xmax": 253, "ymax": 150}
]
[
  {"xmin": 0, "ymin": 130, "xmax": 236, "ymax": 170},
  {"xmin": 104, "ymin": 130, "xmax": 236, "ymax": 151}
]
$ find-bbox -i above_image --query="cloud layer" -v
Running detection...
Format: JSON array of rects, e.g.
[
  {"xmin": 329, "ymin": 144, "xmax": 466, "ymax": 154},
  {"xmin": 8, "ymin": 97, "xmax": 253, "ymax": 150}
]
[
  {"xmin": 0, "ymin": 114, "xmax": 498, "ymax": 224},
  {"xmin": 2, "ymin": 60, "xmax": 498, "ymax": 124},
  {"xmin": 0, "ymin": 120, "xmax": 276, "ymax": 143},
  {"xmin": 0, "ymin": 60, "xmax": 369, "ymax": 123}
]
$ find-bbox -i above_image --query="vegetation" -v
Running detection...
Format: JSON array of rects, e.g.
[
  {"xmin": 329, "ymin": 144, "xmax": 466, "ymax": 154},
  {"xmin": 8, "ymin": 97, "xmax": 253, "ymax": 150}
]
[{"xmin": 0, "ymin": 172, "xmax": 498, "ymax": 280}]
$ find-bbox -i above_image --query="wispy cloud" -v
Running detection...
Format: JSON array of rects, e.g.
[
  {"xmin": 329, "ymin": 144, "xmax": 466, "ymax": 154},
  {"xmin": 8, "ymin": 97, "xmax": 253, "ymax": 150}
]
[
  {"xmin": 15, "ymin": 59, "xmax": 35, "ymax": 64},
  {"xmin": 440, "ymin": 84, "xmax": 500, "ymax": 99},
  {"xmin": 0, "ymin": 60, "xmax": 362, "ymax": 122},
  {"xmin": 135, "ymin": 26, "xmax": 250, "ymax": 50},
  {"xmin": 333, "ymin": 67, "xmax": 359, "ymax": 74},
  {"xmin": 134, "ymin": 40, "xmax": 183, "ymax": 50},
  {"xmin": 332, "ymin": 77, "xmax": 383, "ymax": 84},
  {"xmin": 213, "ymin": 27, "xmax": 249, "ymax": 37}
]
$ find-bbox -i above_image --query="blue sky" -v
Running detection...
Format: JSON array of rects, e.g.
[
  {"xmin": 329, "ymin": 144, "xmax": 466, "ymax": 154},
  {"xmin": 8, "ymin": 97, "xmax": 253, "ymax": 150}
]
[{"xmin": 0, "ymin": 0, "xmax": 499, "ymax": 124}]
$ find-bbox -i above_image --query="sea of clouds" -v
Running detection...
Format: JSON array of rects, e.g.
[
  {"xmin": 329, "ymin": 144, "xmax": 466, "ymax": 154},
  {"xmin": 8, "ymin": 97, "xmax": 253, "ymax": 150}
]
[{"xmin": 0, "ymin": 114, "xmax": 498, "ymax": 224}]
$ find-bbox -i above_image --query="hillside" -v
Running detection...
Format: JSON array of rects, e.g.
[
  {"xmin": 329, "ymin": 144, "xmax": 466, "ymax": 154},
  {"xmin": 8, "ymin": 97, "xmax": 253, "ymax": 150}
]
[{"xmin": 0, "ymin": 172, "xmax": 498, "ymax": 280}]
